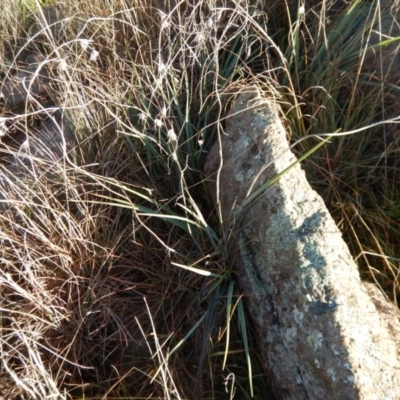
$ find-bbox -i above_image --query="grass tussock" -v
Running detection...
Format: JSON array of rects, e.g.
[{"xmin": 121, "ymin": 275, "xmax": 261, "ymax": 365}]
[
  {"xmin": 0, "ymin": 1, "xmax": 270, "ymax": 398},
  {"xmin": 276, "ymin": 0, "xmax": 400, "ymax": 303},
  {"xmin": 0, "ymin": 0, "xmax": 399, "ymax": 399}
]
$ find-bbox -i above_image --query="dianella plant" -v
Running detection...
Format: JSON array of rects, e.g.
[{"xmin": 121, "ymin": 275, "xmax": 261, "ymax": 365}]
[{"xmin": 0, "ymin": 0, "xmax": 398, "ymax": 399}]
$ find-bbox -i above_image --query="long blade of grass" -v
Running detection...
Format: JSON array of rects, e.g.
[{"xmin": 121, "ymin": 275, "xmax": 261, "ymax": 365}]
[
  {"xmin": 222, "ymin": 280, "xmax": 235, "ymax": 370},
  {"xmin": 242, "ymin": 135, "xmax": 332, "ymax": 210},
  {"xmin": 151, "ymin": 310, "xmax": 209, "ymax": 384},
  {"xmin": 171, "ymin": 261, "xmax": 224, "ymax": 278},
  {"xmin": 238, "ymin": 296, "xmax": 253, "ymax": 398}
]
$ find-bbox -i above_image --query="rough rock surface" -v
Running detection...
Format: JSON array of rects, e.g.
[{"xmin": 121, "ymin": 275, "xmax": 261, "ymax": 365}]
[{"xmin": 204, "ymin": 88, "xmax": 400, "ymax": 400}]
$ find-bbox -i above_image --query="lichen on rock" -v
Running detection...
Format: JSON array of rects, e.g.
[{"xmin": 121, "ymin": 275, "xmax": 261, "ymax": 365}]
[{"xmin": 204, "ymin": 87, "xmax": 400, "ymax": 400}]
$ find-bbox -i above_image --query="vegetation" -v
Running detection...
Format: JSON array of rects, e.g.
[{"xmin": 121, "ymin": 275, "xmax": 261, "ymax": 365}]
[{"xmin": 0, "ymin": 0, "xmax": 398, "ymax": 398}]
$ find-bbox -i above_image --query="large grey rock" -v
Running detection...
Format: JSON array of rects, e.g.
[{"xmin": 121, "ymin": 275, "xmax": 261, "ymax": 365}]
[{"xmin": 204, "ymin": 88, "xmax": 400, "ymax": 399}]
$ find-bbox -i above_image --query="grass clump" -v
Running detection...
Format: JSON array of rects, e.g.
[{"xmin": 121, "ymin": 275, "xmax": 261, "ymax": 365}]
[
  {"xmin": 273, "ymin": 0, "xmax": 400, "ymax": 303},
  {"xmin": 0, "ymin": 0, "xmax": 399, "ymax": 399},
  {"xmin": 0, "ymin": 0, "xmax": 270, "ymax": 398}
]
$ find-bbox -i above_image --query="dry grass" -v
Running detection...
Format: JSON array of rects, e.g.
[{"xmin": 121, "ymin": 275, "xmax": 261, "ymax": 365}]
[
  {"xmin": 276, "ymin": 0, "xmax": 400, "ymax": 304},
  {"xmin": 0, "ymin": 1, "xmax": 271, "ymax": 399},
  {"xmin": 0, "ymin": 0, "xmax": 399, "ymax": 399}
]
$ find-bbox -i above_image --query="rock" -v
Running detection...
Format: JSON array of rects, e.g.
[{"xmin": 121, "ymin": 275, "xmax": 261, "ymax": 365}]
[
  {"xmin": 0, "ymin": 114, "xmax": 75, "ymax": 212},
  {"xmin": 0, "ymin": 3, "xmax": 82, "ymax": 213},
  {"xmin": 204, "ymin": 88, "xmax": 400, "ymax": 400},
  {"xmin": 23, "ymin": 113, "xmax": 75, "ymax": 160},
  {"xmin": 0, "ymin": 61, "xmax": 49, "ymax": 108},
  {"xmin": 363, "ymin": 282, "xmax": 400, "ymax": 358}
]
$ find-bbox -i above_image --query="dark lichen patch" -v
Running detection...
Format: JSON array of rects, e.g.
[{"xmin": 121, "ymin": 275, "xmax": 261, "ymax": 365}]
[
  {"xmin": 242, "ymin": 160, "xmax": 253, "ymax": 170},
  {"xmin": 295, "ymin": 211, "xmax": 327, "ymax": 237},
  {"xmin": 302, "ymin": 243, "xmax": 326, "ymax": 271},
  {"xmin": 309, "ymin": 299, "xmax": 337, "ymax": 316},
  {"xmin": 250, "ymin": 142, "xmax": 259, "ymax": 155}
]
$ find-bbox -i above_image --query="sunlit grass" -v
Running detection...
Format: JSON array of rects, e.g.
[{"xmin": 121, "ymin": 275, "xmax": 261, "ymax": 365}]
[
  {"xmin": 0, "ymin": 0, "xmax": 270, "ymax": 398},
  {"xmin": 274, "ymin": 0, "xmax": 400, "ymax": 304},
  {"xmin": 0, "ymin": 0, "xmax": 399, "ymax": 399}
]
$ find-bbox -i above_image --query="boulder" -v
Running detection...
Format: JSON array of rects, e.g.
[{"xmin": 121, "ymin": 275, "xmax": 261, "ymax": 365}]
[{"xmin": 204, "ymin": 88, "xmax": 400, "ymax": 399}]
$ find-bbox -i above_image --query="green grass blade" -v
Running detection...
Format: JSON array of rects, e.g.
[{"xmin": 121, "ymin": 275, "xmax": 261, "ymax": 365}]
[{"xmin": 238, "ymin": 297, "xmax": 253, "ymax": 398}]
